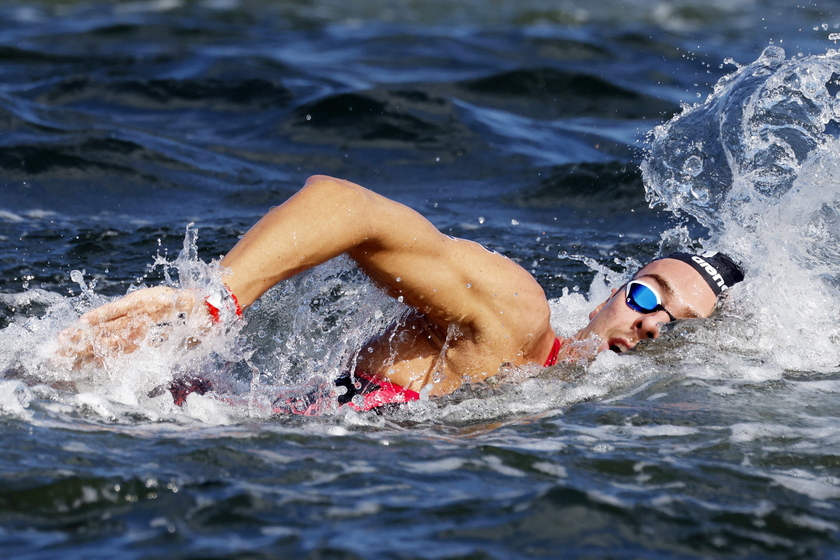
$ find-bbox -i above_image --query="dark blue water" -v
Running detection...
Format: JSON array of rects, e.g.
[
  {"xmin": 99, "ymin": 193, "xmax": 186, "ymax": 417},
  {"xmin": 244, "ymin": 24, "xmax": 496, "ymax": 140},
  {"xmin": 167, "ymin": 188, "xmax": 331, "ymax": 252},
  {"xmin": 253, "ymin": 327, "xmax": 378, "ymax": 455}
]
[{"xmin": 2, "ymin": 1, "xmax": 840, "ymax": 558}]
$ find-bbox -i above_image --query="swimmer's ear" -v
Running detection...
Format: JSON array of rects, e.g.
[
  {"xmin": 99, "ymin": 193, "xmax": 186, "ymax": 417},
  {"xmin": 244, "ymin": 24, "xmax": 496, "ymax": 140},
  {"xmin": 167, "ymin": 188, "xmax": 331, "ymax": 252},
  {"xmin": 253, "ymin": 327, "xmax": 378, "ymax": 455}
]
[{"xmin": 588, "ymin": 288, "xmax": 618, "ymax": 320}]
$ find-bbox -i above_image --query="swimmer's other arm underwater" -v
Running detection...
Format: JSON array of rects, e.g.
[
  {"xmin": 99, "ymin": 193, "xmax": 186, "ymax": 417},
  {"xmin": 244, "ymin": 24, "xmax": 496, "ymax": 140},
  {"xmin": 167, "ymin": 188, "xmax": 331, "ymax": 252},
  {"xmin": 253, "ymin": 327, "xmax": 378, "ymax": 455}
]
[{"xmin": 57, "ymin": 175, "xmax": 744, "ymax": 406}]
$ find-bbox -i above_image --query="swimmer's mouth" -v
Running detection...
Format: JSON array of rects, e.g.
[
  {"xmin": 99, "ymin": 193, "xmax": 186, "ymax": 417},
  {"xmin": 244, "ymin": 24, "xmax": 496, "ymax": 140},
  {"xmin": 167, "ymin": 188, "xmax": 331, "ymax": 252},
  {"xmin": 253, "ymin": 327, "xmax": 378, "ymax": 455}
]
[{"xmin": 607, "ymin": 338, "xmax": 631, "ymax": 354}]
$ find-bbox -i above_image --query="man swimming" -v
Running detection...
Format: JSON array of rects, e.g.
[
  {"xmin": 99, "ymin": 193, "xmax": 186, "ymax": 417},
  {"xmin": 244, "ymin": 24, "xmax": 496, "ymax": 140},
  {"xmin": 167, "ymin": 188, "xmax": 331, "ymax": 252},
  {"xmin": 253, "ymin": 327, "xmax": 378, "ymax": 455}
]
[{"xmin": 58, "ymin": 176, "xmax": 744, "ymax": 410}]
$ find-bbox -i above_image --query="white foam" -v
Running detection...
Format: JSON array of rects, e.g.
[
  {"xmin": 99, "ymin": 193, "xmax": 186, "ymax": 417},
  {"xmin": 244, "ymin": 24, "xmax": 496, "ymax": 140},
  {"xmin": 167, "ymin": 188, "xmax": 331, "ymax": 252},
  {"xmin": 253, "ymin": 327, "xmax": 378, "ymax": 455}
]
[
  {"xmin": 785, "ymin": 513, "xmax": 839, "ymax": 533},
  {"xmin": 182, "ymin": 393, "xmax": 235, "ymax": 425},
  {"xmin": 0, "ymin": 210, "xmax": 24, "ymax": 222},
  {"xmin": 0, "ymin": 380, "xmax": 33, "ymax": 419},
  {"xmin": 399, "ymin": 457, "xmax": 466, "ymax": 474},
  {"xmin": 729, "ymin": 422, "xmax": 840, "ymax": 444},
  {"xmin": 769, "ymin": 470, "xmax": 840, "ymax": 500},
  {"xmin": 482, "ymin": 455, "xmax": 526, "ymax": 477},
  {"xmin": 326, "ymin": 501, "xmax": 382, "ymax": 519},
  {"xmin": 532, "ymin": 461, "xmax": 568, "ymax": 478},
  {"xmin": 629, "ymin": 425, "xmax": 700, "ymax": 437}
]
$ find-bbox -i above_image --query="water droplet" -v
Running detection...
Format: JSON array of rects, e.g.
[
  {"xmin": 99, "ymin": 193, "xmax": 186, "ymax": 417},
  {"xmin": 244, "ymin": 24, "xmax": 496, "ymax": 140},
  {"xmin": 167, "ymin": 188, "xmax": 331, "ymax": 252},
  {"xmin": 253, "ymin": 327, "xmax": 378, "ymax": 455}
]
[
  {"xmin": 683, "ymin": 155, "xmax": 704, "ymax": 177},
  {"xmin": 690, "ymin": 187, "xmax": 710, "ymax": 203}
]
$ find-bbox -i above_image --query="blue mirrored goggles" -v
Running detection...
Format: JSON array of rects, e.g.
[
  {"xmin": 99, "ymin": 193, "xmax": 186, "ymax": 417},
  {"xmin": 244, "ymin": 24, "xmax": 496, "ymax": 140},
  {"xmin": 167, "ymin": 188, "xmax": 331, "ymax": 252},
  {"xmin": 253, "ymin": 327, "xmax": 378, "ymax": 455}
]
[{"xmin": 624, "ymin": 280, "xmax": 677, "ymax": 322}]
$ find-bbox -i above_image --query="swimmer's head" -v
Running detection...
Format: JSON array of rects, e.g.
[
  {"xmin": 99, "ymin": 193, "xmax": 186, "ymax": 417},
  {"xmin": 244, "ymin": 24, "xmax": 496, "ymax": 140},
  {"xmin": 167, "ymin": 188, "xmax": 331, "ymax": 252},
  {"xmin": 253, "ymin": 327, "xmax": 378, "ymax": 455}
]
[{"xmin": 573, "ymin": 250, "xmax": 744, "ymax": 354}]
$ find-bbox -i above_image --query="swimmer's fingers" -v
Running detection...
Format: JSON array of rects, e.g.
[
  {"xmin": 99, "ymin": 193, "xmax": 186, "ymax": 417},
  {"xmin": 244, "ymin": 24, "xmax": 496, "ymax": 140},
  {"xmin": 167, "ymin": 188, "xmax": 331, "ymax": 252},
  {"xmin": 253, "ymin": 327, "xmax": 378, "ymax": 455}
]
[
  {"xmin": 55, "ymin": 287, "xmax": 204, "ymax": 369},
  {"xmin": 56, "ymin": 313, "xmax": 145, "ymax": 362},
  {"xmin": 56, "ymin": 324, "xmax": 85, "ymax": 349},
  {"xmin": 55, "ymin": 314, "xmax": 173, "ymax": 370},
  {"xmin": 56, "ymin": 289, "xmax": 167, "ymax": 352},
  {"xmin": 54, "ymin": 327, "xmax": 105, "ymax": 369},
  {"xmin": 59, "ymin": 330, "xmax": 144, "ymax": 370},
  {"xmin": 78, "ymin": 286, "xmax": 183, "ymax": 326}
]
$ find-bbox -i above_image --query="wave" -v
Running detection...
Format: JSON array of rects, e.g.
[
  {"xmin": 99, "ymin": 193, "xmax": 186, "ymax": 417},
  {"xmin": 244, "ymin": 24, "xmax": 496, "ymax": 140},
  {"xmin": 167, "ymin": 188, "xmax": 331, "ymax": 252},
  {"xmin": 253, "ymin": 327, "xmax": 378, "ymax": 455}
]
[
  {"xmin": 40, "ymin": 76, "xmax": 294, "ymax": 111},
  {"xmin": 458, "ymin": 67, "xmax": 677, "ymax": 120},
  {"xmin": 288, "ymin": 90, "xmax": 474, "ymax": 151},
  {"xmin": 506, "ymin": 161, "xmax": 647, "ymax": 211}
]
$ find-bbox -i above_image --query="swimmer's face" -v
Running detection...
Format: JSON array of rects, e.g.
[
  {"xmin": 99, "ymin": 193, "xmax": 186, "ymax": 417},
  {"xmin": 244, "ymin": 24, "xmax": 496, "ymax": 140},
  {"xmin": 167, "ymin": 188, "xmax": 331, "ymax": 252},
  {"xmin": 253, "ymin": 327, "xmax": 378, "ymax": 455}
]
[{"xmin": 574, "ymin": 258, "xmax": 719, "ymax": 353}]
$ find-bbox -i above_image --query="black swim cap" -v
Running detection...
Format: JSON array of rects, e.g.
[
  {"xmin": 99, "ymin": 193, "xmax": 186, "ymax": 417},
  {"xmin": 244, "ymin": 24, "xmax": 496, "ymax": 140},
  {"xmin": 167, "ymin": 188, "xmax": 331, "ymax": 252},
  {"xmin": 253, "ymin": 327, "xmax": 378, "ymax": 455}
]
[{"xmin": 664, "ymin": 251, "xmax": 745, "ymax": 296}]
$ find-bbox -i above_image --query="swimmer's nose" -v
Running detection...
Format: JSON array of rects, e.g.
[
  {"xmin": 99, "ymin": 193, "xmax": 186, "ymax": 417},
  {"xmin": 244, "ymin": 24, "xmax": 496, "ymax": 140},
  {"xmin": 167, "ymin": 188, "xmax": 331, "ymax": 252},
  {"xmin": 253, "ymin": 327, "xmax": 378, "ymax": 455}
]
[{"xmin": 635, "ymin": 313, "xmax": 665, "ymax": 341}]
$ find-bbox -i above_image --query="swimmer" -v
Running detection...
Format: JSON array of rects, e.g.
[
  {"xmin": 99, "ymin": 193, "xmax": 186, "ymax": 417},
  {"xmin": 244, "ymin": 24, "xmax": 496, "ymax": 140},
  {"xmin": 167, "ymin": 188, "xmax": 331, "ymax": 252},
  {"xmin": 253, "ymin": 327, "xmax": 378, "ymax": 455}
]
[{"xmin": 57, "ymin": 176, "xmax": 744, "ymax": 411}]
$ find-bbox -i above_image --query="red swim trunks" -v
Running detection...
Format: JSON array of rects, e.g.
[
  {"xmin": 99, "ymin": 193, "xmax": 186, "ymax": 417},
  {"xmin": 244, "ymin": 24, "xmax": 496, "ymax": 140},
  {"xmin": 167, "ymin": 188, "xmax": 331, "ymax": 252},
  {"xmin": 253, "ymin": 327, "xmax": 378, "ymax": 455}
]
[{"xmin": 334, "ymin": 371, "xmax": 421, "ymax": 413}]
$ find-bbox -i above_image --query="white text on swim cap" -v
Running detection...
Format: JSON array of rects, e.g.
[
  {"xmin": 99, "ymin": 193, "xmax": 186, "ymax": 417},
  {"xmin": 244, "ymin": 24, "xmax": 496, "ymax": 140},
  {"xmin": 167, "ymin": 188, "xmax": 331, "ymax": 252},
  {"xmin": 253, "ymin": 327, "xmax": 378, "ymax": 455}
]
[{"xmin": 690, "ymin": 255, "xmax": 727, "ymax": 290}]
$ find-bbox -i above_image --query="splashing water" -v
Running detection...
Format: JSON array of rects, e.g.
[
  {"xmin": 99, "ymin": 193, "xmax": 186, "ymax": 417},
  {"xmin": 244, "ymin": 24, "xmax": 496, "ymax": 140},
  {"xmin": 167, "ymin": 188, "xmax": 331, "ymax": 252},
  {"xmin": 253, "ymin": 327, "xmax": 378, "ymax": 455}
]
[
  {"xmin": 644, "ymin": 46, "xmax": 840, "ymax": 231},
  {"xmin": 0, "ymin": 221, "xmax": 422, "ymax": 423},
  {"xmin": 0, "ymin": 220, "xmax": 653, "ymax": 424},
  {"xmin": 0, "ymin": 226, "xmax": 243, "ymax": 419},
  {"xmin": 643, "ymin": 46, "xmax": 840, "ymax": 373}
]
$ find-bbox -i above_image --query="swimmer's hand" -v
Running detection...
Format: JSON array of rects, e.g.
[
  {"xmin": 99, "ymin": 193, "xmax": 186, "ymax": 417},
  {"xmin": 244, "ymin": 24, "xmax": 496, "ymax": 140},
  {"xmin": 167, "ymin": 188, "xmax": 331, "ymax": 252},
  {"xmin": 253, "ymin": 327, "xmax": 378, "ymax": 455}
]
[{"xmin": 55, "ymin": 286, "xmax": 207, "ymax": 370}]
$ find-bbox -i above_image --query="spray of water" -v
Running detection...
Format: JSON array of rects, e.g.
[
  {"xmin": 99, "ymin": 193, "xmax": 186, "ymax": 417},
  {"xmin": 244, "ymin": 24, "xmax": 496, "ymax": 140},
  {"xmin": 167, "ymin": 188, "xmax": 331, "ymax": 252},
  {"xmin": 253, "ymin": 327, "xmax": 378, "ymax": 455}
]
[
  {"xmin": 0, "ymin": 220, "xmax": 418, "ymax": 424},
  {"xmin": 642, "ymin": 46, "xmax": 840, "ymax": 373}
]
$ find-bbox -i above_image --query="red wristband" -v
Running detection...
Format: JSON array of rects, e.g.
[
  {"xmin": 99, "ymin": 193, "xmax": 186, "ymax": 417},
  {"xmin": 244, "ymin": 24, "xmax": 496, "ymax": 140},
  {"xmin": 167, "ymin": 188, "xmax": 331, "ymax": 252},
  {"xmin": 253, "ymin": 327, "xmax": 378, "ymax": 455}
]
[{"xmin": 205, "ymin": 288, "xmax": 243, "ymax": 324}]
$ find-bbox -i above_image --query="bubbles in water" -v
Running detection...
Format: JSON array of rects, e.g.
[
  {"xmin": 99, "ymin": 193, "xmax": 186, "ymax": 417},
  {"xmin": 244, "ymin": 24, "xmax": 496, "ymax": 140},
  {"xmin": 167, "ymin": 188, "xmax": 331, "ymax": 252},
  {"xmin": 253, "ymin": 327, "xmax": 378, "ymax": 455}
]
[{"xmin": 682, "ymin": 154, "xmax": 704, "ymax": 177}]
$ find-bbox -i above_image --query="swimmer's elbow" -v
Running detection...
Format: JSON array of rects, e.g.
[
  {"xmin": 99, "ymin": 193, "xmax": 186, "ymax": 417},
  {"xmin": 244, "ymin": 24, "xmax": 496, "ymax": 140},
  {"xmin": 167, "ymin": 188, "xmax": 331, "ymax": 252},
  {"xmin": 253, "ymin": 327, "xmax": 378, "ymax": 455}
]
[
  {"xmin": 302, "ymin": 175, "xmax": 376, "ymax": 211},
  {"xmin": 304, "ymin": 175, "xmax": 365, "ymax": 198},
  {"xmin": 304, "ymin": 174, "xmax": 339, "ymax": 188},
  {"xmin": 299, "ymin": 175, "xmax": 399, "ymax": 243},
  {"xmin": 301, "ymin": 175, "xmax": 421, "ymax": 244}
]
